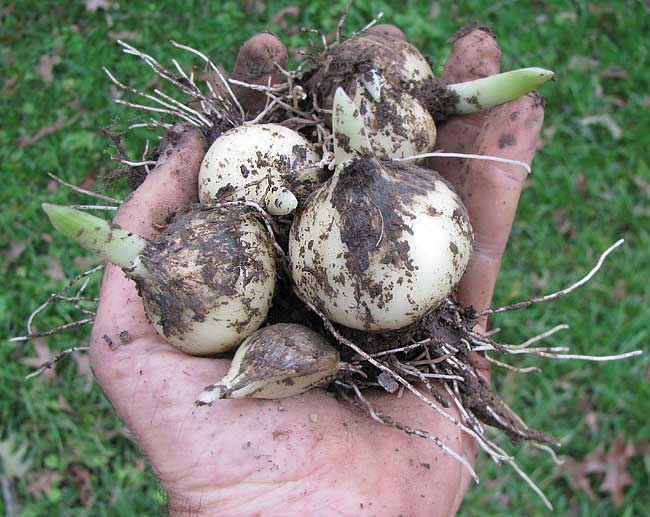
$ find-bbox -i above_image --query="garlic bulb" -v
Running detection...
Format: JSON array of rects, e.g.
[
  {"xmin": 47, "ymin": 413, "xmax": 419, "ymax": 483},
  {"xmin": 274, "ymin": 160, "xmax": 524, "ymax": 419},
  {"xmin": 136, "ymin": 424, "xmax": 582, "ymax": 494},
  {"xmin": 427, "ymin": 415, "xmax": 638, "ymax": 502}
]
[
  {"xmin": 196, "ymin": 323, "xmax": 340, "ymax": 403},
  {"xmin": 198, "ymin": 124, "xmax": 324, "ymax": 216}
]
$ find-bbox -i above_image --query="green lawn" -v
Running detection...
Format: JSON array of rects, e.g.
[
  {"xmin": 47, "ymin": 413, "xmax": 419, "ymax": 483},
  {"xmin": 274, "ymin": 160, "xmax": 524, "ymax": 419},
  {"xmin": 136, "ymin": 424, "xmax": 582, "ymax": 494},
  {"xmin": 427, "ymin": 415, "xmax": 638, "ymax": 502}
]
[{"xmin": 1, "ymin": 0, "xmax": 648, "ymax": 514}]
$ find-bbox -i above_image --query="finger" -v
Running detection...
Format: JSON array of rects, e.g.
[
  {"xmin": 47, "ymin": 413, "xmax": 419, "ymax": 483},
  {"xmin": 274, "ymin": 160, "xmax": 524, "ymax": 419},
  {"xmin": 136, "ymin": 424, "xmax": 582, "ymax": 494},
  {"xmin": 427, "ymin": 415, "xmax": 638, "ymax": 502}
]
[
  {"xmin": 113, "ymin": 125, "xmax": 207, "ymax": 239},
  {"xmin": 442, "ymin": 24, "xmax": 501, "ymax": 82},
  {"xmin": 455, "ymin": 92, "xmax": 545, "ymax": 327},
  {"xmin": 364, "ymin": 23, "xmax": 406, "ymax": 41},
  {"xmin": 231, "ymin": 32, "xmax": 288, "ymax": 116},
  {"xmin": 91, "ymin": 125, "xmax": 208, "ymax": 390},
  {"xmin": 89, "ymin": 127, "xmax": 222, "ymax": 447},
  {"xmin": 429, "ymin": 26, "xmax": 501, "ymax": 181}
]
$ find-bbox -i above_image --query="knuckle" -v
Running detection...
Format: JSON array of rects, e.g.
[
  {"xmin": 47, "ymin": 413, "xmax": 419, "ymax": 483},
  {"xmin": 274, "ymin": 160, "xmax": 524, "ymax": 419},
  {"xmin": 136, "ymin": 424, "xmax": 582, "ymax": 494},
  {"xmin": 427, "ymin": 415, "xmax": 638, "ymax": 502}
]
[
  {"xmin": 239, "ymin": 32, "xmax": 287, "ymax": 65},
  {"xmin": 453, "ymin": 32, "xmax": 501, "ymax": 74},
  {"xmin": 365, "ymin": 24, "xmax": 406, "ymax": 41}
]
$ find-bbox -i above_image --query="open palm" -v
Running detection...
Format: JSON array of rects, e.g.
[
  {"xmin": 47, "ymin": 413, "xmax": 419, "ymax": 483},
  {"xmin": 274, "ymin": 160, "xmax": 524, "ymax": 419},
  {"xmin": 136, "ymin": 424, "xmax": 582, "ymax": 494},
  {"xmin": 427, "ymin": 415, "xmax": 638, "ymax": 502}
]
[{"xmin": 90, "ymin": 27, "xmax": 544, "ymax": 516}]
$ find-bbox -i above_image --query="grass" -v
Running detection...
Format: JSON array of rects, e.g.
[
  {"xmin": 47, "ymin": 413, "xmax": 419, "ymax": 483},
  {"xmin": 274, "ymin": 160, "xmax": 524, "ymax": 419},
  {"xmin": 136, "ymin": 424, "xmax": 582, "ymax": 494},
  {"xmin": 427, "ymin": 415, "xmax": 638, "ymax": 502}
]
[{"xmin": 1, "ymin": 0, "xmax": 648, "ymax": 514}]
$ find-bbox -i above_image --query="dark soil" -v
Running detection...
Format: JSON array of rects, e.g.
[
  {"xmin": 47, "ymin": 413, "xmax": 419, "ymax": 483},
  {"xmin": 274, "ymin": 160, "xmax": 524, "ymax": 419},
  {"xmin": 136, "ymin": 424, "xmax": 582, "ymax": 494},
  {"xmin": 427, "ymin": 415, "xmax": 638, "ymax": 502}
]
[
  {"xmin": 302, "ymin": 30, "xmax": 462, "ymax": 128},
  {"xmin": 448, "ymin": 20, "xmax": 496, "ymax": 43},
  {"xmin": 105, "ymin": 116, "xmax": 232, "ymax": 192},
  {"xmin": 406, "ymin": 76, "xmax": 460, "ymax": 122}
]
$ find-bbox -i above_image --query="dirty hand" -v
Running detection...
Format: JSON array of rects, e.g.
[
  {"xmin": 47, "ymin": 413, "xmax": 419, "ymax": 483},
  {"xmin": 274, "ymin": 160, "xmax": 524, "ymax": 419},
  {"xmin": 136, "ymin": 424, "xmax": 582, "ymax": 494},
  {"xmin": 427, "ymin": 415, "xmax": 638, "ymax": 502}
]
[{"xmin": 91, "ymin": 27, "xmax": 543, "ymax": 516}]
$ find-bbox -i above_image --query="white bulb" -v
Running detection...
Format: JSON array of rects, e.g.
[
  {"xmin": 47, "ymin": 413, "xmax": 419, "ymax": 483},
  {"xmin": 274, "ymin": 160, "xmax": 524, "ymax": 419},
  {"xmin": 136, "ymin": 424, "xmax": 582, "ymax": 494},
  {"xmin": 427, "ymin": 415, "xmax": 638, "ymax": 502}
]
[
  {"xmin": 198, "ymin": 124, "xmax": 322, "ymax": 215},
  {"xmin": 289, "ymin": 159, "xmax": 473, "ymax": 331},
  {"xmin": 353, "ymin": 80, "xmax": 436, "ymax": 160},
  {"xmin": 138, "ymin": 208, "xmax": 277, "ymax": 355}
]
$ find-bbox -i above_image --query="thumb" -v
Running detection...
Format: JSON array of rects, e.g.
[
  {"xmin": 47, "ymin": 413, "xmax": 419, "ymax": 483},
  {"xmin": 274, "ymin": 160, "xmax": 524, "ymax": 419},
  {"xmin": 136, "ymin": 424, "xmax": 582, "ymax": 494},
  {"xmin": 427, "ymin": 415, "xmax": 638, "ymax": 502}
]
[{"xmin": 114, "ymin": 125, "xmax": 207, "ymax": 239}]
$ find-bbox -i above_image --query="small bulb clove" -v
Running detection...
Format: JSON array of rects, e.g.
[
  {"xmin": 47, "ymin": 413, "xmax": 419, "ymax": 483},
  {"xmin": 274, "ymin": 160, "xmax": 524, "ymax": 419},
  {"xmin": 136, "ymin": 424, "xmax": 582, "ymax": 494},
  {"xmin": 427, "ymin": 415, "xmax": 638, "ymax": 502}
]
[{"xmin": 196, "ymin": 323, "xmax": 340, "ymax": 404}]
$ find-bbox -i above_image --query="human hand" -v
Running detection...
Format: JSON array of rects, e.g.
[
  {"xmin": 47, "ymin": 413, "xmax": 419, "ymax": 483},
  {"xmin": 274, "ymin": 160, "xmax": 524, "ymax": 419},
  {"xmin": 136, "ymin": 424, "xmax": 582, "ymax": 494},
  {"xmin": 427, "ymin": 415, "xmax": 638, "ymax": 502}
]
[{"xmin": 90, "ymin": 26, "xmax": 543, "ymax": 516}]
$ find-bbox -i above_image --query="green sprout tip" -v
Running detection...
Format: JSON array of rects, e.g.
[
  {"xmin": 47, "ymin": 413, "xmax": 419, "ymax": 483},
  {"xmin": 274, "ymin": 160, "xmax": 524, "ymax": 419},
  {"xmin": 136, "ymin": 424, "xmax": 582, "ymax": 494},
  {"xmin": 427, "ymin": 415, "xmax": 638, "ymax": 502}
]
[
  {"xmin": 449, "ymin": 67, "xmax": 554, "ymax": 115},
  {"xmin": 42, "ymin": 203, "xmax": 148, "ymax": 275}
]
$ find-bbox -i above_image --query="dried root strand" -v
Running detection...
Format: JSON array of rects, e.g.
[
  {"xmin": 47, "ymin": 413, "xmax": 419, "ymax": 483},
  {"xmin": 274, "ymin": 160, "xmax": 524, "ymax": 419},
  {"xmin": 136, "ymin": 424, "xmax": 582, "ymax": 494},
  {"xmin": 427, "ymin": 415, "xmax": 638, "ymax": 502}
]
[
  {"xmin": 47, "ymin": 173, "xmax": 122, "ymax": 205},
  {"xmin": 340, "ymin": 381, "xmax": 478, "ymax": 483},
  {"xmin": 480, "ymin": 239, "xmax": 625, "ymax": 316},
  {"xmin": 354, "ymin": 11, "xmax": 384, "ymax": 35},
  {"xmin": 297, "ymin": 291, "xmax": 513, "ymax": 468},
  {"xmin": 300, "ymin": 27, "xmax": 329, "ymax": 51},
  {"xmin": 169, "ymin": 40, "xmax": 245, "ymax": 122},
  {"xmin": 115, "ymin": 40, "xmax": 240, "ymax": 128},
  {"xmin": 291, "ymin": 245, "xmax": 636, "ymax": 511},
  {"xmin": 25, "ymin": 346, "xmax": 90, "ymax": 381},
  {"xmin": 103, "ymin": 67, "xmax": 210, "ymax": 128},
  {"xmin": 336, "ymin": 0, "xmax": 354, "ymax": 44},
  {"xmin": 512, "ymin": 323, "xmax": 569, "ymax": 349},
  {"xmin": 485, "ymin": 354, "xmax": 541, "ymax": 373},
  {"xmin": 10, "ymin": 318, "xmax": 94, "ymax": 343},
  {"xmin": 11, "ymin": 264, "xmax": 103, "ymax": 343},
  {"xmin": 69, "ymin": 205, "xmax": 118, "ymax": 211}
]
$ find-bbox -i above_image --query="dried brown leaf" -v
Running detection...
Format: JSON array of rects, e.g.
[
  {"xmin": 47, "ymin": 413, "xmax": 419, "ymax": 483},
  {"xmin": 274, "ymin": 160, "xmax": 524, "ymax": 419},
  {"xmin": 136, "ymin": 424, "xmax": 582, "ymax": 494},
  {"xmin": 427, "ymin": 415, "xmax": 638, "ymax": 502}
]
[
  {"xmin": 614, "ymin": 280, "xmax": 627, "ymax": 300},
  {"xmin": 241, "ymin": 0, "xmax": 265, "ymax": 15},
  {"xmin": 530, "ymin": 270, "xmax": 550, "ymax": 291},
  {"xmin": 57, "ymin": 395, "xmax": 74, "ymax": 413},
  {"xmin": 582, "ymin": 444, "xmax": 607, "ymax": 475},
  {"xmin": 600, "ymin": 438, "xmax": 635, "ymax": 506},
  {"xmin": 44, "ymin": 255, "xmax": 65, "ymax": 280},
  {"xmin": 632, "ymin": 175, "xmax": 650, "ymax": 197},
  {"xmin": 1, "ymin": 239, "xmax": 29, "ymax": 265},
  {"xmin": 576, "ymin": 172, "xmax": 587, "ymax": 194},
  {"xmin": 553, "ymin": 208, "xmax": 577, "ymax": 237},
  {"xmin": 632, "ymin": 204, "xmax": 650, "ymax": 217},
  {"xmin": 3, "ymin": 74, "xmax": 17, "ymax": 95},
  {"xmin": 73, "ymin": 256, "xmax": 101, "ymax": 270},
  {"xmin": 567, "ymin": 56, "xmax": 599, "ymax": 71},
  {"xmin": 18, "ymin": 112, "xmax": 81, "ymax": 147},
  {"xmin": 565, "ymin": 438, "xmax": 641, "ymax": 506},
  {"xmin": 26, "ymin": 470, "xmax": 62, "ymax": 497},
  {"xmin": 108, "ymin": 31, "xmax": 142, "ymax": 42},
  {"xmin": 271, "ymin": 5, "xmax": 300, "ymax": 29},
  {"xmin": 37, "ymin": 50, "xmax": 62, "ymax": 84},
  {"xmin": 634, "ymin": 438, "xmax": 650, "ymax": 454},
  {"xmin": 585, "ymin": 411, "xmax": 598, "ymax": 433},
  {"xmin": 74, "ymin": 353, "xmax": 94, "ymax": 392},
  {"xmin": 79, "ymin": 170, "xmax": 98, "ymax": 190},
  {"xmin": 579, "ymin": 114, "xmax": 622, "ymax": 140},
  {"xmin": 558, "ymin": 11, "xmax": 577, "ymax": 20},
  {"xmin": 602, "ymin": 67, "xmax": 628, "ymax": 80},
  {"xmin": 562, "ymin": 456, "xmax": 597, "ymax": 499},
  {"xmin": 67, "ymin": 463, "xmax": 93, "ymax": 507},
  {"xmin": 537, "ymin": 123, "xmax": 556, "ymax": 149}
]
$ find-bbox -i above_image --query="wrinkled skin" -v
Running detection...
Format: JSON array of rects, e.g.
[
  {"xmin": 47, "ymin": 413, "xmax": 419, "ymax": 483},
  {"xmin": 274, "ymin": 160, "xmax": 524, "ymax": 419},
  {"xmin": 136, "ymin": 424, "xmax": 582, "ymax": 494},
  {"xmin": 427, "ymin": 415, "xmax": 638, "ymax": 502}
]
[{"xmin": 91, "ymin": 26, "xmax": 544, "ymax": 516}]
